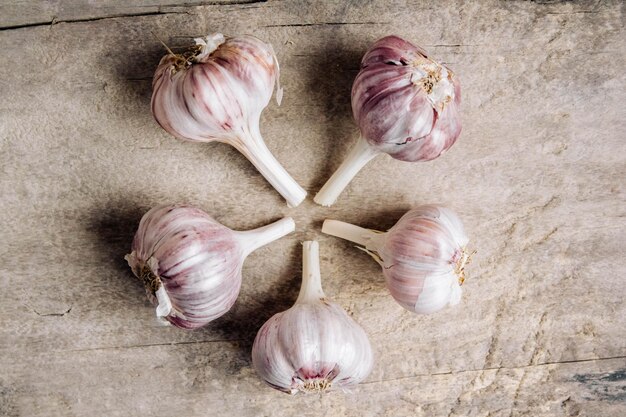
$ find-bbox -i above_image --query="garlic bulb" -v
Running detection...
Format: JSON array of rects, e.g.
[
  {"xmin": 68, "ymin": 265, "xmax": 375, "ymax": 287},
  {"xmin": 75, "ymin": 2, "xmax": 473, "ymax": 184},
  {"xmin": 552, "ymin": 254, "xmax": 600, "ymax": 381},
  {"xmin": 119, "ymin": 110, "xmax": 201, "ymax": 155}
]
[
  {"xmin": 252, "ymin": 241, "xmax": 373, "ymax": 394},
  {"xmin": 151, "ymin": 33, "xmax": 306, "ymax": 207},
  {"xmin": 322, "ymin": 205, "xmax": 470, "ymax": 314},
  {"xmin": 125, "ymin": 204, "xmax": 295, "ymax": 329},
  {"xmin": 314, "ymin": 36, "xmax": 462, "ymax": 206}
]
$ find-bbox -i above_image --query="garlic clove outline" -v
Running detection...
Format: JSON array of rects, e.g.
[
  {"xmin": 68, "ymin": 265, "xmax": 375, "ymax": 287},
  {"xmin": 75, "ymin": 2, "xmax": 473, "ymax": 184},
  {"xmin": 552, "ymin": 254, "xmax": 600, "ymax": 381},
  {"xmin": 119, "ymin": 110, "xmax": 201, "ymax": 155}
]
[
  {"xmin": 125, "ymin": 204, "xmax": 295, "ymax": 329},
  {"xmin": 151, "ymin": 34, "xmax": 306, "ymax": 207},
  {"xmin": 252, "ymin": 241, "xmax": 374, "ymax": 394},
  {"xmin": 314, "ymin": 35, "xmax": 462, "ymax": 206},
  {"xmin": 322, "ymin": 205, "xmax": 471, "ymax": 314}
]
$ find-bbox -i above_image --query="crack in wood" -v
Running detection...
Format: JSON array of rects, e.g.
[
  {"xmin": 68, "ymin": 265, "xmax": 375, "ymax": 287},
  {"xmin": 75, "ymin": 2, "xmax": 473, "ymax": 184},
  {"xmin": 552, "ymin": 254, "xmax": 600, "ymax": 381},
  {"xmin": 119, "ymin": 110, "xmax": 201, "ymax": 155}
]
[
  {"xmin": 32, "ymin": 307, "xmax": 72, "ymax": 317},
  {"xmin": 544, "ymin": 10, "xmax": 600, "ymax": 15},
  {"xmin": 362, "ymin": 355, "xmax": 626, "ymax": 385},
  {"xmin": 511, "ymin": 369, "xmax": 528, "ymax": 412},
  {"xmin": 65, "ymin": 338, "xmax": 244, "ymax": 352},
  {"xmin": 529, "ymin": 312, "xmax": 549, "ymax": 365},
  {"xmin": 426, "ymin": 44, "xmax": 477, "ymax": 47},
  {"xmin": 263, "ymin": 21, "xmax": 389, "ymax": 28},
  {"xmin": 484, "ymin": 300, "xmax": 507, "ymax": 367},
  {"xmin": 0, "ymin": 1, "xmax": 267, "ymax": 31},
  {"xmin": 0, "ymin": 11, "xmax": 185, "ymax": 31}
]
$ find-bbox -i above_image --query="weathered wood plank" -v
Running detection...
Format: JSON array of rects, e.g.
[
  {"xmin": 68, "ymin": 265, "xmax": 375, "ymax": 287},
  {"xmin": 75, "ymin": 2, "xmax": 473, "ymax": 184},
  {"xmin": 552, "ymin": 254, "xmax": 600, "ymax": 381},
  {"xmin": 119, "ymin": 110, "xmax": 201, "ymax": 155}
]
[
  {"xmin": 2, "ymin": 348, "xmax": 625, "ymax": 416},
  {"xmin": 0, "ymin": 0, "xmax": 624, "ymax": 415}
]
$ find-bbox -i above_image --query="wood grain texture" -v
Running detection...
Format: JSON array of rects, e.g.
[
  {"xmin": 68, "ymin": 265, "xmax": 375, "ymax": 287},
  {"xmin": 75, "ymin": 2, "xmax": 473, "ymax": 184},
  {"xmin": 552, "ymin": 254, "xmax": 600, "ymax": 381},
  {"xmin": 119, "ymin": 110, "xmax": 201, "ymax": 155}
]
[{"xmin": 1, "ymin": 0, "xmax": 625, "ymax": 416}]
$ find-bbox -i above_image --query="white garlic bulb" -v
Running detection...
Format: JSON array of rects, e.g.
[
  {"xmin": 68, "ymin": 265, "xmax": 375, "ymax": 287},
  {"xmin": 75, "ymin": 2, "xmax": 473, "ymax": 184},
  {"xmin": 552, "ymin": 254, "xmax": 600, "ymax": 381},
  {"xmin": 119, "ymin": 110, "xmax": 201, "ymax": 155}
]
[
  {"xmin": 125, "ymin": 204, "xmax": 295, "ymax": 329},
  {"xmin": 252, "ymin": 241, "xmax": 373, "ymax": 394},
  {"xmin": 151, "ymin": 33, "xmax": 306, "ymax": 207},
  {"xmin": 322, "ymin": 205, "xmax": 471, "ymax": 314},
  {"xmin": 314, "ymin": 35, "xmax": 462, "ymax": 206}
]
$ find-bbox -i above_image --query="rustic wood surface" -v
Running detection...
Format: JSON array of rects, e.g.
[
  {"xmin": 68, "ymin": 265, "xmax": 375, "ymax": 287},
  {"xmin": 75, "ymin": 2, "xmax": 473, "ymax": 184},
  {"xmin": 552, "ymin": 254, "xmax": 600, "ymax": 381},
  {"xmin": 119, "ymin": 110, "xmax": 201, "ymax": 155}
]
[{"xmin": 1, "ymin": 1, "xmax": 625, "ymax": 416}]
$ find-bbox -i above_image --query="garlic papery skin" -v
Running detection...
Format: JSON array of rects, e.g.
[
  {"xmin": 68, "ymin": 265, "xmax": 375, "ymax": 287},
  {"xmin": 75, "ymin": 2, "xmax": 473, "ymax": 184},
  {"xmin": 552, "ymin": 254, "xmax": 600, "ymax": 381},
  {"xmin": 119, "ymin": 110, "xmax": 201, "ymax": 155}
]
[
  {"xmin": 151, "ymin": 34, "xmax": 306, "ymax": 207},
  {"xmin": 252, "ymin": 241, "xmax": 373, "ymax": 394},
  {"xmin": 125, "ymin": 204, "xmax": 295, "ymax": 329},
  {"xmin": 322, "ymin": 205, "xmax": 470, "ymax": 314},
  {"xmin": 314, "ymin": 35, "xmax": 461, "ymax": 206}
]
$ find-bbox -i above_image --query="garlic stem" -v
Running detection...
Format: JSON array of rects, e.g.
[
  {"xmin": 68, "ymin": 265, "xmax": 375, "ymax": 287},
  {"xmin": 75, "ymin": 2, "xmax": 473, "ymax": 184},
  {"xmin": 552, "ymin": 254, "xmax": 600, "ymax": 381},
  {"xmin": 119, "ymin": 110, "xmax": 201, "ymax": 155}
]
[
  {"xmin": 314, "ymin": 136, "xmax": 379, "ymax": 206},
  {"xmin": 322, "ymin": 219, "xmax": 378, "ymax": 247},
  {"xmin": 296, "ymin": 241, "xmax": 325, "ymax": 304},
  {"xmin": 237, "ymin": 217, "xmax": 295, "ymax": 257},
  {"xmin": 234, "ymin": 124, "xmax": 307, "ymax": 208}
]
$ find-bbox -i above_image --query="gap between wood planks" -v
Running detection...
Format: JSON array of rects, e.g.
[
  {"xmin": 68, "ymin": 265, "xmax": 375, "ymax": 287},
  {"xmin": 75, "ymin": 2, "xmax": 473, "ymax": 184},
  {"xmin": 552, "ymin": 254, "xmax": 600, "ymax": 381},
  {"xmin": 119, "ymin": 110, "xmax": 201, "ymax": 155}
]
[
  {"xmin": 54, "ymin": 339, "xmax": 626, "ymax": 383},
  {"xmin": 65, "ymin": 338, "xmax": 245, "ymax": 352},
  {"xmin": 0, "ymin": 1, "xmax": 267, "ymax": 31},
  {"xmin": 263, "ymin": 22, "xmax": 390, "ymax": 28},
  {"xmin": 362, "ymin": 355, "xmax": 626, "ymax": 385}
]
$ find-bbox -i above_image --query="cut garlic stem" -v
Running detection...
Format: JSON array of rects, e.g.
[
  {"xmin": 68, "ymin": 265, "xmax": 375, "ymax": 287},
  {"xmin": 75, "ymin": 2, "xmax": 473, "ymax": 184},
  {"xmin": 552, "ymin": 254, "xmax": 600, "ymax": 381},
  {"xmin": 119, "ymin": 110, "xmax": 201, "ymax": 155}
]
[
  {"xmin": 233, "ymin": 125, "xmax": 307, "ymax": 208},
  {"xmin": 236, "ymin": 217, "xmax": 295, "ymax": 257},
  {"xmin": 296, "ymin": 241, "xmax": 326, "ymax": 304},
  {"xmin": 322, "ymin": 219, "xmax": 378, "ymax": 247},
  {"xmin": 314, "ymin": 136, "xmax": 379, "ymax": 207}
]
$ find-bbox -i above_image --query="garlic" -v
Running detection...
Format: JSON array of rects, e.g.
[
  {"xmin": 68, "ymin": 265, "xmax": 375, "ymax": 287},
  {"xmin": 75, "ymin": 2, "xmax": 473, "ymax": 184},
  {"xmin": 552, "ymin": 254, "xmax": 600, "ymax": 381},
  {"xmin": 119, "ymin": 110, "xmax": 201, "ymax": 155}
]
[
  {"xmin": 314, "ymin": 35, "xmax": 462, "ymax": 206},
  {"xmin": 322, "ymin": 205, "xmax": 471, "ymax": 314},
  {"xmin": 125, "ymin": 204, "xmax": 295, "ymax": 329},
  {"xmin": 252, "ymin": 241, "xmax": 373, "ymax": 394},
  {"xmin": 151, "ymin": 33, "xmax": 306, "ymax": 207}
]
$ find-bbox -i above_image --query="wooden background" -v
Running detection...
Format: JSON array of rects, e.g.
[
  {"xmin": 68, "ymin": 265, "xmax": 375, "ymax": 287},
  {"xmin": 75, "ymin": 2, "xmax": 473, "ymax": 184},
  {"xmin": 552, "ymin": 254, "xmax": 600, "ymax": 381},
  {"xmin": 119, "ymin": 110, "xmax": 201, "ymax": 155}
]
[{"xmin": 1, "ymin": 1, "xmax": 624, "ymax": 416}]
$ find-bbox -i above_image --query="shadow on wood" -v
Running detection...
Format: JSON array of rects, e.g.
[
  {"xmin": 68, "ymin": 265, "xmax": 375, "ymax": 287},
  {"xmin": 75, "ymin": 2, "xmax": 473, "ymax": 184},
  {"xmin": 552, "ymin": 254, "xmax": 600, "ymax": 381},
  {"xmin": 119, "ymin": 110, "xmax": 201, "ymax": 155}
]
[
  {"xmin": 304, "ymin": 36, "xmax": 363, "ymax": 190},
  {"xmin": 85, "ymin": 198, "xmax": 151, "ymax": 303},
  {"xmin": 99, "ymin": 31, "xmax": 173, "ymax": 117}
]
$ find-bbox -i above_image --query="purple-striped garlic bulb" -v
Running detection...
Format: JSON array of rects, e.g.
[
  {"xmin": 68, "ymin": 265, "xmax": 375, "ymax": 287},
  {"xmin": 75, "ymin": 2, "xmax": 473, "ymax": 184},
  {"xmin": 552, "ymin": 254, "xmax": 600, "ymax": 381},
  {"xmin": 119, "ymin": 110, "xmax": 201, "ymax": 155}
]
[
  {"xmin": 252, "ymin": 241, "xmax": 373, "ymax": 394},
  {"xmin": 314, "ymin": 36, "xmax": 462, "ymax": 206},
  {"xmin": 151, "ymin": 33, "xmax": 306, "ymax": 207},
  {"xmin": 322, "ymin": 205, "xmax": 471, "ymax": 314},
  {"xmin": 125, "ymin": 204, "xmax": 295, "ymax": 329}
]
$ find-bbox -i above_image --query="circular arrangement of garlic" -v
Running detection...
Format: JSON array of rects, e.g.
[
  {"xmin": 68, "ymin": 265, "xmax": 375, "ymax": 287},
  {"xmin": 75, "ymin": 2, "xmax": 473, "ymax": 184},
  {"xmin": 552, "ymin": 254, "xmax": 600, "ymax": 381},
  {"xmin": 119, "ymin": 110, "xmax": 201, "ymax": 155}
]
[{"xmin": 126, "ymin": 33, "xmax": 471, "ymax": 395}]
